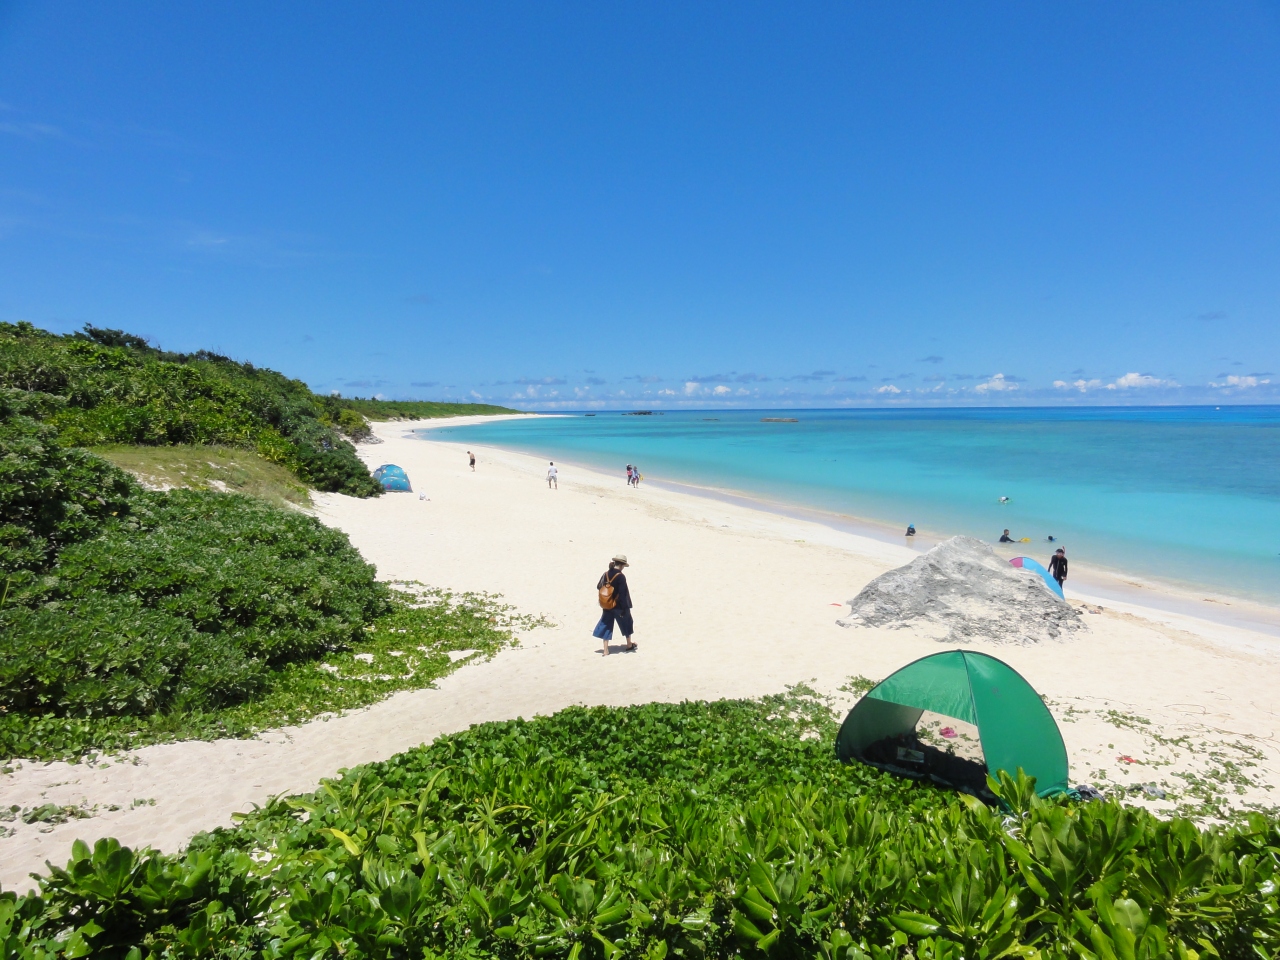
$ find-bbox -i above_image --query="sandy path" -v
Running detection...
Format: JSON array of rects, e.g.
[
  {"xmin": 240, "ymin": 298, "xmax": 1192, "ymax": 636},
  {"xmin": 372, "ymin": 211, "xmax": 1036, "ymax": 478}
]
[{"xmin": 4, "ymin": 418, "xmax": 1279, "ymax": 891}]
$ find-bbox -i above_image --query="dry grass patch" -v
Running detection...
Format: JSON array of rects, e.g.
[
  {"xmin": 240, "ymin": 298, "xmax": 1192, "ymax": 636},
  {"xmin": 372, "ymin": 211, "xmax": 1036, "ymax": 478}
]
[{"xmin": 92, "ymin": 444, "xmax": 310, "ymax": 508}]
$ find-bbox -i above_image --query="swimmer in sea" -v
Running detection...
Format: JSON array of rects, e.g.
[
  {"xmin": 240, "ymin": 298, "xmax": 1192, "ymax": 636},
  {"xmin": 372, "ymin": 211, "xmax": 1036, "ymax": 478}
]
[
  {"xmin": 905, "ymin": 523, "xmax": 916, "ymax": 537},
  {"xmin": 999, "ymin": 529, "xmax": 1014, "ymax": 543}
]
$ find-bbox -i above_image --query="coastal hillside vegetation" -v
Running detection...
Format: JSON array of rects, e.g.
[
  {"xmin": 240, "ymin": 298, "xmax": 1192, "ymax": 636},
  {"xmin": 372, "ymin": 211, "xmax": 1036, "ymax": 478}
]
[
  {"xmin": 0, "ymin": 384, "xmax": 536, "ymax": 762},
  {"xmin": 0, "ymin": 321, "xmax": 519, "ymax": 496},
  {"xmin": 0, "ymin": 321, "xmax": 383, "ymax": 497},
  {"xmin": 2, "ymin": 692, "xmax": 1276, "ymax": 958},
  {"xmin": 334, "ymin": 397, "xmax": 521, "ymax": 421}
]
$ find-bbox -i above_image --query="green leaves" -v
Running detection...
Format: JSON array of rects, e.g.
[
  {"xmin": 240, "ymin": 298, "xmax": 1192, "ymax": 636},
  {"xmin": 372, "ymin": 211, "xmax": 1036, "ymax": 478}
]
[{"xmin": 5, "ymin": 697, "xmax": 1280, "ymax": 958}]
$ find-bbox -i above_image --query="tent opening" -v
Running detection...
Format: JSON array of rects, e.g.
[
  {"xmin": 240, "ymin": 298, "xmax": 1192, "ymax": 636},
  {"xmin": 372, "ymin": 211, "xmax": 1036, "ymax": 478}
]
[{"xmin": 836, "ymin": 650, "xmax": 1068, "ymax": 798}]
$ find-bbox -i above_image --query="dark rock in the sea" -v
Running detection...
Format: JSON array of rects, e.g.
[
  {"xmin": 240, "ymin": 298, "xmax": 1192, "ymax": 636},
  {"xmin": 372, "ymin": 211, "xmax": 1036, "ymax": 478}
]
[{"xmin": 837, "ymin": 535, "xmax": 1084, "ymax": 644}]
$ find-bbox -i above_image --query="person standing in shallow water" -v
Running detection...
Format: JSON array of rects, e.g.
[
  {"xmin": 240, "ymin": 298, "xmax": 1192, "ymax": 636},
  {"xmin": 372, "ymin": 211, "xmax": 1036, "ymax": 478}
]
[
  {"xmin": 1048, "ymin": 548, "xmax": 1068, "ymax": 590},
  {"xmin": 597, "ymin": 554, "xmax": 635, "ymax": 655}
]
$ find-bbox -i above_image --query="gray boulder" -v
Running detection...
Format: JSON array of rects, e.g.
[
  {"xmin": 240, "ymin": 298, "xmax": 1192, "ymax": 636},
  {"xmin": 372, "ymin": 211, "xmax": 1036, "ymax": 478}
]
[{"xmin": 838, "ymin": 536, "xmax": 1083, "ymax": 644}]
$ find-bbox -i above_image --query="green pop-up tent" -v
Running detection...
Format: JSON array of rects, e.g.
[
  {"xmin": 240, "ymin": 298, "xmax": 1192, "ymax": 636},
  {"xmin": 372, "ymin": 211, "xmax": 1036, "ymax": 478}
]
[{"xmin": 836, "ymin": 650, "xmax": 1069, "ymax": 797}]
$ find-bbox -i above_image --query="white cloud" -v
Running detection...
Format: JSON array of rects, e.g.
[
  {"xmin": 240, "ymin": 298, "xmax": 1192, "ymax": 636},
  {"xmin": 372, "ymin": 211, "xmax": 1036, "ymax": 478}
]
[
  {"xmin": 1107, "ymin": 372, "xmax": 1174, "ymax": 390},
  {"xmin": 712, "ymin": 384, "xmax": 731, "ymax": 395},
  {"xmin": 684, "ymin": 381, "xmax": 699, "ymax": 395},
  {"xmin": 658, "ymin": 388, "xmax": 676, "ymax": 396},
  {"xmin": 1054, "ymin": 378, "xmax": 1103, "ymax": 392},
  {"xmin": 1210, "ymin": 375, "xmax": 1269, "ymax": 389},
  {"xmin": 974, "ymin": 373, "xmax": 1018, "ymax": 394},
  {"xmin": 874, "ymin": 384, "xmax": 901, "ymax": 394}
]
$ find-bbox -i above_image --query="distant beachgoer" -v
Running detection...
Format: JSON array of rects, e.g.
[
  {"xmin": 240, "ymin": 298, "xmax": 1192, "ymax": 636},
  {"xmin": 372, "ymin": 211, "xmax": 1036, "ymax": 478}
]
[
  {"xmin": 625, "ymin": 464, "xmax": 634, "ymax": 486},
  {"xmin": 1046, "ymin": 535, "xmax": 1057, "ymax": 542},
  {"xmin": 547, "ymin": 462, "xmax": 558, "ymax": 489},
  {"xmin": 999, "ymin": 529, "xmax": 1014, "ymax": 543},
  {"xmin": 631, "ymin": 464, "xmax": 641, "ymax": 487},
  {"xmin": 468, "ymin": 451, "xmax": 475, "ymax": 471},
  {"xmin": 1048, "ymin": 548, "xmax": 1068, "ymax": 589},
  {"xmin": 905, "ymin": 523, "xmax": 916, "ymax": 537},
  {"xmin": 999, "ymin": 496, "xmax": 1010, "ymax": 504},
  {"xmin": 596, "ymin": 554, "xmax": 635, "ymax": 655}
]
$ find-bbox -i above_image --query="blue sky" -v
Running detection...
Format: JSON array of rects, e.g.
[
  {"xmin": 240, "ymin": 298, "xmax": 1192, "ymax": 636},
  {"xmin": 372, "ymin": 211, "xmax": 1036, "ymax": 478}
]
[{"xmin": 2, "ymin": 2, "xmax": 1279, "ymax": 409}]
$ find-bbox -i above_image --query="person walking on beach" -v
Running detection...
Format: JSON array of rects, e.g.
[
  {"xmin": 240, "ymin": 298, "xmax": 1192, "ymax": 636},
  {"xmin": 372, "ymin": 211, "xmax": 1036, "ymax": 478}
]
[
  {"xmin": 546, "ymin": 461, "xmax": 558, "ymax": 489},
  {"xmin": 625, "ymin": 464, "xmax": 634, "ymax": 486},
  {"xmin": 595, "ymin": 554, "xmax": 635, "ymax": 655},
  {"xmin": 468, "ymin": 451, "xmax": 475, "ymax": 471},
  {"xmin": 1048, "ymin": 548, "xmax": 1068, "ymax": 590},
  {"xmin": 631, "ymin": 464, "xmax": 641, "ymax": 487}
]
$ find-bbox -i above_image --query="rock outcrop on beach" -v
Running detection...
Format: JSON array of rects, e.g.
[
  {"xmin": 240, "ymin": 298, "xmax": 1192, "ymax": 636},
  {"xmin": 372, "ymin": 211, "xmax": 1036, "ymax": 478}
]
[{"xmin": 837, "ymin": 536, "xmax": 1083, "ymax": 643}]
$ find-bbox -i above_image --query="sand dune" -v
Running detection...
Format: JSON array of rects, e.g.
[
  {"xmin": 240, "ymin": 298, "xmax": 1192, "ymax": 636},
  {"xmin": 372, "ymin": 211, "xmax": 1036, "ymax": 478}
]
[{"xmin": 3, "ymin": 417, "xmax": 1279, "ymax": 891}]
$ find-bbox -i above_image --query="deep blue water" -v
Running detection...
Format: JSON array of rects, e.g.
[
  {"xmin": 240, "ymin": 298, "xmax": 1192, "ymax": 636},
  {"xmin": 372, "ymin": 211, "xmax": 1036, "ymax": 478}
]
[{"xmin": 428, "ymin": 407, "xmax": 1280, "ymax": 604}]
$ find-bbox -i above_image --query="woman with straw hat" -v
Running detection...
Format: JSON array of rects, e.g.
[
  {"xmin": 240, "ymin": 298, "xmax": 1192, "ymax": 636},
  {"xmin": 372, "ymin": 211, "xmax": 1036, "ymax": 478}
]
[{"xmin": 595, "ymin": 554, "xmax": 636, "ymax": 655}]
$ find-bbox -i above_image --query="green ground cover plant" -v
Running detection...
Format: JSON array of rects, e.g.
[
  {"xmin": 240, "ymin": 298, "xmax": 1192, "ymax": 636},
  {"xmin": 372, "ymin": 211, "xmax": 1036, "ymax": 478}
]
[{"xmin": 2, "ymin": 693, "xmax": 1276, "ymax": 959}]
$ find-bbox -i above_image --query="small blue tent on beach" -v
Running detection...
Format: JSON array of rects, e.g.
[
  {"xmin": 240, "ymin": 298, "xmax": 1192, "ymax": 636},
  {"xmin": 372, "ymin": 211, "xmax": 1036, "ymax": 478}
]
[{"xmin": 373, "ymin": 464, "xmax": 412, "ymax": 492}]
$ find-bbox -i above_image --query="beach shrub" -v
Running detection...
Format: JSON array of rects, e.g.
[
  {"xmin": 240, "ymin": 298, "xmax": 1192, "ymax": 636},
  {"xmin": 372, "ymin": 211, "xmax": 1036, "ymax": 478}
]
[
  {"xmin": 0, "ymin": 595, "xmax": 261, "ymax": 718},
  {"xmin": 0, "ymin": 489, "xmax": 385, "ymax": 726},
  {"xmin": 0, "ymin": 389, "xmax": 137, "ymax": 592},
  {"xmin": 46, "ymin": 490, "xmax": 386, "ymax": 661},
  {"xmin": 2, "ymin": 694, "xmax": 1276, "ymax": 958},
  {"xmin": 0, "ymin": 584, "xmax": 532, "ymax": 761}
]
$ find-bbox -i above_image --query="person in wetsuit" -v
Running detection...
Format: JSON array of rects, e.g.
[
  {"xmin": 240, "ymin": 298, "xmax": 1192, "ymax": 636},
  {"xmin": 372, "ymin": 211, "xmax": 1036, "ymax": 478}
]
[
  {"xmin": 1047, "ymin": 548, "xmax": 1068, "ymax": 589},
  {"xmin": 999, "ymin": 529, "xmax": 1014, "ymax": 543}
]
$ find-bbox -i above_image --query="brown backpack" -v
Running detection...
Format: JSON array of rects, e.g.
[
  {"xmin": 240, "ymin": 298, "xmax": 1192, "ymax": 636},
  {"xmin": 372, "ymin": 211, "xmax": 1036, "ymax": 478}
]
[{"xmin": 597, "ymin": 571, "xmax": 619, "ymax": 609}]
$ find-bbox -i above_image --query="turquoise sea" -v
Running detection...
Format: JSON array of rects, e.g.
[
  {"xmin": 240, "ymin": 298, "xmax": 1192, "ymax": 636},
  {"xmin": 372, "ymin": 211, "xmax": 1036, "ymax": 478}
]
[{"xmin": 428, "ymin": 407, "xmax": 1280, "ymax": 606}]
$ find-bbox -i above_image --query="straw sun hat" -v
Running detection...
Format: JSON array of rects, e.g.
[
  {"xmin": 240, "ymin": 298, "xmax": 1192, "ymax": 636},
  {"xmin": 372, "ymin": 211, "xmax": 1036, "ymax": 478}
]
[{"xmin": 611, "ymin": 554, "xmax": 629, "ymax": 566}]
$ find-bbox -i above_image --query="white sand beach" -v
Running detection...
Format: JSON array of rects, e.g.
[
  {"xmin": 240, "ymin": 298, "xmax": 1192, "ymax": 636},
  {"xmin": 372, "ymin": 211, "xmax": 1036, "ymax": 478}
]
[{"xmin": 3, "ymin": 417, "xmax": 1280, "ymax": 890}]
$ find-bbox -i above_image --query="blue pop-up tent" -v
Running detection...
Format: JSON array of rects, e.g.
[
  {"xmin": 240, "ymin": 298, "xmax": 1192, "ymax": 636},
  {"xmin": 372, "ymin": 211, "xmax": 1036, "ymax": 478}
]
[
  {"xmin": 1010, "ymin": 556, "xmax": 1063, "ymax": 598},
  {"xmin": 372, "ymin": 464, "xmax": 412, "ymax": 492}
]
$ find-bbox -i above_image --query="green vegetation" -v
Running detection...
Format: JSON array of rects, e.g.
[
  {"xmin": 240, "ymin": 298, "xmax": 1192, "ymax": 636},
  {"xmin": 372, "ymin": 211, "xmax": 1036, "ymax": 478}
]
[
  {"xmin": 2, "ymin": 693, "xmax": 1276, "ymax": 958},
  {"xmin": 91, "ymin": 444, "xmax": 311, "ymax": 508},
  {"xmin": 0, "ymin": 321, "xmax": 380, "ymax": 497},
  {"xmin": 0, "ymin": 582, "xmax": 534, "ymax": 763},
  {"xmin": 333, "ymin": 397, "xmax": 521, "ymax": 421},
  {"xmin": 1, "ymin": 386, "xmax": 539, "ymax": 761}
]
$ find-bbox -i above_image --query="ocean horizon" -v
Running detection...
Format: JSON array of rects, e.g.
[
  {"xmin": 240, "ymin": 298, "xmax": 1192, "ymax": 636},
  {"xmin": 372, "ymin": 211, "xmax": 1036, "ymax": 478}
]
[{"xmin": 427, "ymin": 405, "xmax": 1280, "ymax": 608}]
